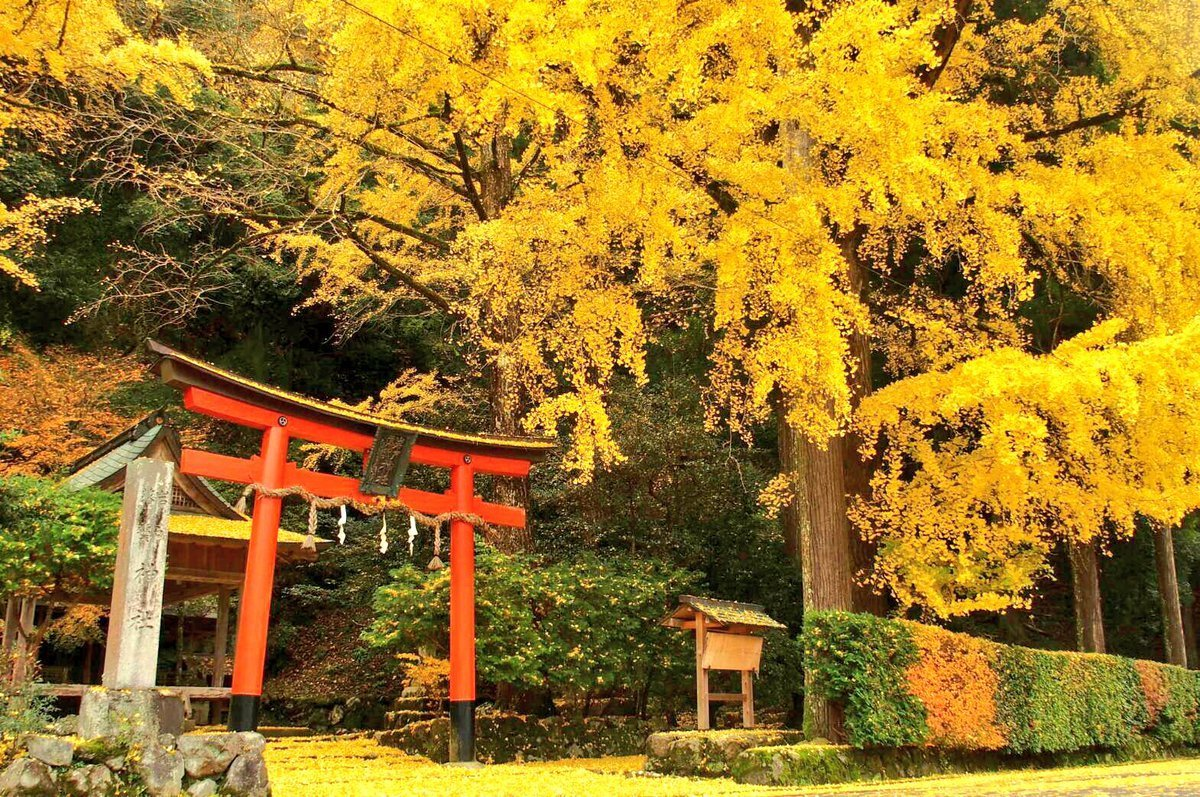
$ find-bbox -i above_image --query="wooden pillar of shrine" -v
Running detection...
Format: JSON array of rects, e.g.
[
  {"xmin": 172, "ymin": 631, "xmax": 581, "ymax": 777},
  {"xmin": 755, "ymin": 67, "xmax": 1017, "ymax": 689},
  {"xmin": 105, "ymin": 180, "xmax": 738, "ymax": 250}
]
[{"xmin": 213, "ymin": 587, "xmax": 231, "ymax": 688}]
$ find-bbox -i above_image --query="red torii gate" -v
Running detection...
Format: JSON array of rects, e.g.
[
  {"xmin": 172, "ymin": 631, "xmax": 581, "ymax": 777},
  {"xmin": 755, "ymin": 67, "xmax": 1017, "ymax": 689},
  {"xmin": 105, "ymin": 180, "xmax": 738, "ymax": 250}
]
[{"xmin": 147, "ymin": 342, "xmax": 553, "ymax": 762}]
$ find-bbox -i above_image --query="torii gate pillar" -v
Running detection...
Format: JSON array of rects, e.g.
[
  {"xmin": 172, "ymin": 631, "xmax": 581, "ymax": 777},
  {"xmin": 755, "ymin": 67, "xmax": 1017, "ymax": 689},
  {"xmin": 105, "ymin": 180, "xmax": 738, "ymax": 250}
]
[{"xmin": 448, "ymin": 462, "xmax": 476, "ymax": 762}]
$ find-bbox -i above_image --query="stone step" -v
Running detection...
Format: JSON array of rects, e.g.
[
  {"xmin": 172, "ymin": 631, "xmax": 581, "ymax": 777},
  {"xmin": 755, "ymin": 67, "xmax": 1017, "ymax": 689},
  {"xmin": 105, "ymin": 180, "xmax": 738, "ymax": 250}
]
[
  {"xmin": 384, "ymin": 710, "xmax": 440, "ymax": 730},
  {"xmin": 390, "ymin": 697, "xmax": 431, "ymax": 712}
]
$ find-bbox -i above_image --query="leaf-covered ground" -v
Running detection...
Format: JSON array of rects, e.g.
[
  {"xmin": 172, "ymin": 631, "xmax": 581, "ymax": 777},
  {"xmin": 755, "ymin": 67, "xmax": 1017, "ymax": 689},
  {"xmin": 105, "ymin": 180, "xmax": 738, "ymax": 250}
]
[{"xmin": 264, "ymin": 735, "xmax": 1200, "ymax": 797}]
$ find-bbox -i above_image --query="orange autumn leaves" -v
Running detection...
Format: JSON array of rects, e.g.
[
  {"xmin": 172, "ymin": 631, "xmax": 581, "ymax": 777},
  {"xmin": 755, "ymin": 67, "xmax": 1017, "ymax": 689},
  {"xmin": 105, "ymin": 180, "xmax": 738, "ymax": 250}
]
[
  {"xmin": 0, "ymin": 342, "xmax": 147, "ymax": 476},
  {"xmin": 1135, "ymin": 660, "xmax": 1170, "ymax": 728},
  {"xmin": 904, "ymin": 623, "xmax": 1006, "ymax": 750}
]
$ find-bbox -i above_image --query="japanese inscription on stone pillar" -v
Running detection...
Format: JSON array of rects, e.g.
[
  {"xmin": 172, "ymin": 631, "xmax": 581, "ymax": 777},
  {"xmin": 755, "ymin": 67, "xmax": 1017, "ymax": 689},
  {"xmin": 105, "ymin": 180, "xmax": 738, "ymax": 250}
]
[{"xmin": 102, "ymin": 458, "xmax": 173, "ymax": 689}]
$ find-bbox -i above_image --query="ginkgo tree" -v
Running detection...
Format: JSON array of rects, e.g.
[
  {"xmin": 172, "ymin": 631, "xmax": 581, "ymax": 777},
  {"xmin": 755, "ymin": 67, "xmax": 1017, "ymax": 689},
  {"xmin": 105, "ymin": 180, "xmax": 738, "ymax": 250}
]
[
  {"xmin": 0, "ymin": 0, "xmax": 209, "ymax": 289},
  {"xmin": 70, "ymin": 0, "xmax": 1200, "ymax": 737}
]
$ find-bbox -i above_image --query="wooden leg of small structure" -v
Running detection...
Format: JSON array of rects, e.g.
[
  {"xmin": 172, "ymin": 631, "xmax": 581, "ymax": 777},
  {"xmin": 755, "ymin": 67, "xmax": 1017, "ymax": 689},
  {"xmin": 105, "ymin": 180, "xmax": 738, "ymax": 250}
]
[
  {"xmin": 82, "ymin": 643, "xmax": 94, "ymax": 685},
  {"xmin": 176, "ymin": 614, "xmax": 185, "ymax": 685},
  {"xmin": 213, "ymin": 588, "xmax": 231, "ymax": 688},
  {"xmin": 742, "ymin": 670, "xmax": 755, "ymax": 728},
  {"xmin": 695, "ymin": 615, "xmax": 709, "ymax": 731},
  {"xmin": 12, "ymin": 598, "xmax": 36, "ymax": 686},
  {"xmin": 2, "ymin": 596, "xmax": 17, "ymax": 684}
]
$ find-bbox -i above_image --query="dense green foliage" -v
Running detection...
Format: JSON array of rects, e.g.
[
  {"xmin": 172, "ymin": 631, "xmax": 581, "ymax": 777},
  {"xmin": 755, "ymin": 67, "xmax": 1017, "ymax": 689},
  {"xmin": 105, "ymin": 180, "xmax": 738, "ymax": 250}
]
[
  {"xmin": 366, "ymin": 544, "xmax": 698, "ymax": 710},
  {"xmin": 0, "ymin": 476, "xmax": 120, "ymax": 597},
  {"xmin": 804, "ymin": 612, "xmax": 1200, "ymax": 754},
  {"xmin": 993, "ymin": 645, "xmax": 1145, "ymax": 753},
  {"xmin": 802, "ymin": 612, "xmax": 926, "ymax": 746}
]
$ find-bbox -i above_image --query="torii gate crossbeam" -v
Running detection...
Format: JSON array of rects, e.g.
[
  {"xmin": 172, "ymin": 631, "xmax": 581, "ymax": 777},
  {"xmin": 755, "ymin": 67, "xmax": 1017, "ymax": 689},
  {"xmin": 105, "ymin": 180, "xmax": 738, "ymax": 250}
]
[{"xmin": 147, "ymin": 342, "xmax": 553, "ymax": 763}]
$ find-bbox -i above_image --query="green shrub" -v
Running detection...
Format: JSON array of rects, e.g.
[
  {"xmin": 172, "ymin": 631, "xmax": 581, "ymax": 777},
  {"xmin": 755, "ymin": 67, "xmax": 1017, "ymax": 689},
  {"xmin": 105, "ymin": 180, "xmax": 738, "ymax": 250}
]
[
  {"xmin": 992, "ymin": 647, "xmax": 1145, "ymax": 753},
  {"xmin": 366, "ymin": 544, "xmax": 698, "ymax": 710},
  {"xmin": 801, "ymin": 611, "xmax": 926, "ymax": 746},
  {"xmin": 804, "ymin": 611, "xmax": 1200, "ymax": 755},
  {"xmin": 1155, "ymin": 665, "xmax": 1200, "ymax": 745},
  {"xmin": 0, "ymin": 475, "xmax": 120, "ymax": 596}
]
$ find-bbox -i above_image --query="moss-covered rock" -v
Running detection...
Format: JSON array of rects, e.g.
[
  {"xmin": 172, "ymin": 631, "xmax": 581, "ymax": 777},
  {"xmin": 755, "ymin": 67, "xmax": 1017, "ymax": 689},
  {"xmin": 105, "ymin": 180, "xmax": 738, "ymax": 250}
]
[
  {"xmin": 731, "ymin": 744, "xmax": 1001, "ymax": 786},
  {"xmin": 730, "ymin": 740, "xmax": 1200, "ymax": 787},
  {"xmin": 644, "ymin": 730, "xmax": 805, "ymax": 777}
]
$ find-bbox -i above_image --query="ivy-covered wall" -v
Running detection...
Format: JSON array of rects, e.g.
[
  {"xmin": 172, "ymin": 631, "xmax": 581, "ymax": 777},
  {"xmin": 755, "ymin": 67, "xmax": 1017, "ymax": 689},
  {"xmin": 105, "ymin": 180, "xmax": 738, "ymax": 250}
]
[{"xmin": 803, "ymin": 612, "xmax": 1200, "ymax": 753}]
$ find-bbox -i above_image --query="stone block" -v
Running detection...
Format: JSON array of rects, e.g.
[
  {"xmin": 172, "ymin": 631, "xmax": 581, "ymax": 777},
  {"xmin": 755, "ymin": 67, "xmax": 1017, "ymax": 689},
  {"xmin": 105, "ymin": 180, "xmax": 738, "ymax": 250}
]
[
  {"xmin": 233, "ymin": 732, "xmax": 266, "ymax": 757},
  {"xmin": 224, "ymin": 752, "xmax": 270, "ymax": 797},
  {"xmin": 62, "ymin": 763, "xmax": 114, "ymax": 796},
  {"xmin": 177, "ymin": 733, "xmax": 238, "ymax": 779},
  {"xmin": 24, "ymin": 736, "xmax": 72, "ymax": 767},
  {"xmin": 48, "ymin": 715, "xmax": 78, "ymax": 736},
  {"xmin": 133, "ymin": 742, "xmax": 185, "ymax": 797},
  {"xmin": 644, "ymin": 729, "xmax": 806, "ymax": 777},
  {"xmin": 0, "ymin": 758, "xmax": 56, "ymax": 796},
  {"xmin": 79, "ymin": 688, "xmax": 184, "ymax": 742},
  {"xmin": 186, "ymin": 779, "xmax": 218, "ymax": 797}
]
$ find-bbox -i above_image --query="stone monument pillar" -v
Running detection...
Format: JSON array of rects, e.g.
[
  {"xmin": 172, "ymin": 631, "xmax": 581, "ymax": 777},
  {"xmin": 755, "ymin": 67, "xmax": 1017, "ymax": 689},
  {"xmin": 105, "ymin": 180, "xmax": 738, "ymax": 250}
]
[{"xmin": 103, "ymin": 457, "xmax": 173, "ymax": 688}]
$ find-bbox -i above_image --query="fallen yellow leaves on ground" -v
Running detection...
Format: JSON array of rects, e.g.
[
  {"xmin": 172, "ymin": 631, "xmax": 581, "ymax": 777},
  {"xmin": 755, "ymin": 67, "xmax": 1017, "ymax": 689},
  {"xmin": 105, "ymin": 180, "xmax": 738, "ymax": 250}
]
[
  {"xmin": 264, "ymin": 735, "xmax": 773, "ymax": 797},
  {"xmin": 264, "ymin": 735, "xmax": 1200, "ymax": 797}
]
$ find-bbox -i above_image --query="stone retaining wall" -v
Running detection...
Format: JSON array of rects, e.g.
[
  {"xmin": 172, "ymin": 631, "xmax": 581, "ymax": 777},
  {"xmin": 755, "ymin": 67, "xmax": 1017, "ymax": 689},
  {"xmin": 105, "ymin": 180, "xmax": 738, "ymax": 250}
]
[
  {"xmin": 0, "ymin": 731, "xmax": 269, "ymax": 797},
  {"xmin": 380, "ymin": 711, "xmax": 658, "ymax": 763},
  {"xmin": 646, "ymin": 729, "xmax": 1200, "ymax": 788},
  {"xmin": 644, "ymin": 729, "xmax": 805, "ymax": 777}
]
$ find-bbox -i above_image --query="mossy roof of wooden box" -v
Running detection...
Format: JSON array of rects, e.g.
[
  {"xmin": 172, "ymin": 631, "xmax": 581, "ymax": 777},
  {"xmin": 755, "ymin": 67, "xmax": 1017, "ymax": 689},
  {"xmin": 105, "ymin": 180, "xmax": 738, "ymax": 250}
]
[{"xmin": 662, "ymin": 595, "xmax": 787, "ymax": 633}]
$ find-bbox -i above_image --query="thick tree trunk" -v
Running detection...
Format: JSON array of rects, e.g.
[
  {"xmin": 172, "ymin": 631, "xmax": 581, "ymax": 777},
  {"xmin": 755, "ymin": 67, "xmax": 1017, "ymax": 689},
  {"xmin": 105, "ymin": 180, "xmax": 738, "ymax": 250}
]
[
  {"xmin": 1068, "ymin": 540, "xmax": 1106, "ymax": 653},
  {"xmin": 777, "ymin": 402, "xmax": 852, "ymax": 741},
  {"xmin": 776, "ymin": 405, "xmax": 807, "ymax": 572},
  {"xmin": 10, "ymin": 598, "xmax": 37, "ymax": 686},
  {"xmin": 1154, "ymin": 527, "xmax": 1188, "ymax": 667},
  {"xmin": 473, "ymin": 132, "xmax": 535, "ymax": 553},
  {"xmin": 841, "ymin": 237, "xmax": 886, "ymax": 616}
]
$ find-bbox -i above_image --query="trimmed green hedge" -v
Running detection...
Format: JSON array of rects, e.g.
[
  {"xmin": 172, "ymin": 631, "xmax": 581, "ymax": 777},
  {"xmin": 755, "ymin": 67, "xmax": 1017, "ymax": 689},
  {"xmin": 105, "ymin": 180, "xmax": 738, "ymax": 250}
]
[{"xmin": 803, "ymin": 611, "xmax": 1200, "ymax": 753}]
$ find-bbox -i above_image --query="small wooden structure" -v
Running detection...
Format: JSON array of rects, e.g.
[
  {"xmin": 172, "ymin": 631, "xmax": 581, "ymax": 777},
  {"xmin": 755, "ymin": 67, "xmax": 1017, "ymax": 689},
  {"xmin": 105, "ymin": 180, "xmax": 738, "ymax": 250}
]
[{"xmin": 663, "ymin": 595, "xmax": 785, "ymax": 730}]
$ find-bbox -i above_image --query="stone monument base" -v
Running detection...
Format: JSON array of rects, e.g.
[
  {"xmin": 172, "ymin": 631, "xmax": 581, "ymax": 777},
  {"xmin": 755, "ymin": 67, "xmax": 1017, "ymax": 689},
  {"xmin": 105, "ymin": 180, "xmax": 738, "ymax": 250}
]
[
  {"xmin": 1, "ymin": 691, "xmax": 269, "ymax": 797},
  {"xmin": 79, "ymin": 687, "xmax": 185, "ymax": 742}
]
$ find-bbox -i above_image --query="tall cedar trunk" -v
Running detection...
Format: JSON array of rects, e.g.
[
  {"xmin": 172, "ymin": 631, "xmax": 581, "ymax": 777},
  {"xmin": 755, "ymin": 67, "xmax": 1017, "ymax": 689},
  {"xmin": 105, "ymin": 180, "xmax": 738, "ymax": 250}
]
[
  {"xmin": 840, "ymin": 235, "xmax": 886, "ymax": 616},
  {"xmin": 777, "ymin": 401, "xmax": 852, "ymax": 741},
  {"xmin": 1068, "ymin": 540, "xmax": 1106, "ymax": 653},
  {"xmin": 488, "ymin": 351, "xmax": 533, "ymax": 553},
  {"xmin": 1154, "ymin": 527, "xmax": 1188, "ymax": 667}
]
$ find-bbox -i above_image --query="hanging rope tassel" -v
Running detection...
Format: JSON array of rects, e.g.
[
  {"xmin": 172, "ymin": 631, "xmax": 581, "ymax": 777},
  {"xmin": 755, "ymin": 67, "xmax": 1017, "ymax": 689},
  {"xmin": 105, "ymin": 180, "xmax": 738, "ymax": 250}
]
[
  {"xmin": 427, "ymin": 523, "xmax": 444, "ymax": 571},
  {"xmin": 234, "ymin": 486, "xmax": 251, "ymax": 516},
  {"xmin": 220, "ymin": 484, "xmax": 496, "ymax": 566},
  {"xmin": 304, "ymin": 502, "xmax": 318, "ymax": 552}
]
